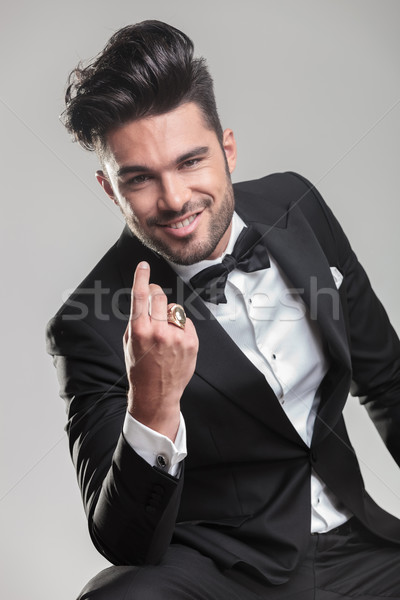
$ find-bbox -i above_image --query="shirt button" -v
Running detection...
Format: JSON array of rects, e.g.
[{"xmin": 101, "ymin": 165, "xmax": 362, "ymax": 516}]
[
  {"xmin": 272, "ymin": 353, "xmax": 277, "ymax": 360},
  {"xmin": 156, "ymin": 455, "xmax": 168, "ymax": 469}
]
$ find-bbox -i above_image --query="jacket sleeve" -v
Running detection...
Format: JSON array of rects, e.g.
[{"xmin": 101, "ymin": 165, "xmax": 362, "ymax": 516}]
[
  {"xmin": 46, "ymin": 314, "xmax": 184, "ymax": 565},
  {"xmin": 342, "ymin": 239, "xmax": 400, "ymax": 464},
  {"xmin": 291, "ymin": 172, "xmax": 400, "ymax": 465}
]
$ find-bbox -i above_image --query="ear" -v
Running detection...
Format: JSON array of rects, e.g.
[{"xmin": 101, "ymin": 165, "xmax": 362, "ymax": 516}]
[
  {"xmin": 96, "ymin": 170, "xmax": 119, "ymax": 206},
  {"xmin": 222, "ymin": 129, "xmax": 237, "ymax": 174}
]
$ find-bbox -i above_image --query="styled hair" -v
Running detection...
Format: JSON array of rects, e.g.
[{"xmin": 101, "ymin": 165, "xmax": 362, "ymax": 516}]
[{"xmin": 62, "ymin": 20, "xmax": 223, "ymax": 153}]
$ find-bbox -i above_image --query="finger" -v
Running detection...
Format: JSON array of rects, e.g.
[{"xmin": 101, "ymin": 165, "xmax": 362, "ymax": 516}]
[
  {"xmin": 130, "ymin": 261, "xmax": 150, "ymax": 323},
  {"xmin": 149, "ymin": 284, "xmax": 168, "ymax": 324},
  {"xmin": 182, "ymin": 316, "xmax": 198, "ymax": 342}
]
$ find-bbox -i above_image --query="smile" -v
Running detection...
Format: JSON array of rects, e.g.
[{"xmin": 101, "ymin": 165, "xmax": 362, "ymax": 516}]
[
  {"xmin": 158, "ymin": 211, "xmax": 203, "ymax": 239},
  {"xmin": 168, "ymin": 214, "xmax": 198, "ymax": 229}
]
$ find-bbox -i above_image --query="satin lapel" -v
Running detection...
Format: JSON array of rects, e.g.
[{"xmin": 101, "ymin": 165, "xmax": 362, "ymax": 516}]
[{"xmin": 116, "ymin": 227, "xmax": 304, "ymax": 444}]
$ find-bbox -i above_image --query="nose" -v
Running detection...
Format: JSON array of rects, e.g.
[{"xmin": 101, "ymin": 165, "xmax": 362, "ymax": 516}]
[{"xmin": 158, "ymin": 173, "xmax": 191, "ymax": 212}]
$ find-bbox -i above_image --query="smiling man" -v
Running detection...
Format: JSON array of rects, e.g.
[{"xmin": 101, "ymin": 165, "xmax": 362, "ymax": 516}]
[{"xmin": 47, "ymin": 20, "xmax": 400, "ymax": 600}]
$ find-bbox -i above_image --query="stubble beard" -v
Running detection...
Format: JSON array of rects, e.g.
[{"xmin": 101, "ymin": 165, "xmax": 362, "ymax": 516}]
[{"xmin": 125, "ymin": 182, "xmax": 235, "ymax": 266}]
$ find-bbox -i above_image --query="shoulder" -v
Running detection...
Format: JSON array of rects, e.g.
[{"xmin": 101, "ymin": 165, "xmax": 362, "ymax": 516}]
[
  {"xmin": 233, "ymin": 171, "xmax": 331, "ymax": 222},
  {"xmin": 49, "ymin": 226, "xmax": 148, "ymax": 322},
  {"xmin": 50, "ymin": 238, "xmax": 122, "ymax": 323},
  {"xmin": 233, "ymin": 171, "xmax": 351, "ymax": 265},
  {"xmin": 234, "ymin": 171, "xmax": 310, "ymax": 197},
  {"xmin": 46, "ymin": 227, "xmax": 139, "ymax": 354}
]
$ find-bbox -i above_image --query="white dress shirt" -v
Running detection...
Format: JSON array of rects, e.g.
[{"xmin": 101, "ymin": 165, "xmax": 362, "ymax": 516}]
[{"xmin": 123, "ymin": 212, "xmax": 352, "ymax": 532}]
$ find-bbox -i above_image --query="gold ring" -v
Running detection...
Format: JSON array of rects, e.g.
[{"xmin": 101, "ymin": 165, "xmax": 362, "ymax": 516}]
[{"xmin": 167, "ymin": 304, "xmax": 186, "ymax": 330}]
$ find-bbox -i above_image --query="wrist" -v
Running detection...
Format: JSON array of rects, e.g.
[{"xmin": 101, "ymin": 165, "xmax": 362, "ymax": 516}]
[{"xmin": 127, "ymin": 390, "xmax": 181, "ymax": 442}]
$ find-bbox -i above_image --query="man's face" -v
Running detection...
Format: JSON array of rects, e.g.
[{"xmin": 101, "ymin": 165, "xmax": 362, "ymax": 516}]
[{"xmin": 97, "ymin": 102, "xmax": 237, "ymax": 265}]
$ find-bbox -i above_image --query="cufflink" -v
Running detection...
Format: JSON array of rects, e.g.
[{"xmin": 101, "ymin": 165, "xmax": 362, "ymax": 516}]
[{"xmin": 156, "ymin": 454, "xmax": 168, "ymax": 469}]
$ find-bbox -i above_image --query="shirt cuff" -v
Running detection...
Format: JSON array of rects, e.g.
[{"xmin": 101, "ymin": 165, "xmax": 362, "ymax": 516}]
[{"xmin": 122, "ymin": 411, "xmax": 187, "ymax": 477}]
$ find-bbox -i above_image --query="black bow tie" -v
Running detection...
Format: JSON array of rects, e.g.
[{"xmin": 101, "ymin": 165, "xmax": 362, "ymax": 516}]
[{"xmin": 190, "ymin": 225, "xmax": 270, "ymax": 304}]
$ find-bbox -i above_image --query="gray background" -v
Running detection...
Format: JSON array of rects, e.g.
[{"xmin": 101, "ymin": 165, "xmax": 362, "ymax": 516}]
[{"xmin": 1, "ymin": 1, "xmax": 400, "ymax": 598}]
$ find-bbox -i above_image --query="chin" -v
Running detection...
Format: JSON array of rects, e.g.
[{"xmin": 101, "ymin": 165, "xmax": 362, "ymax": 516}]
[{"xmin": 162, "ymin": 243, "xmax": 216, "ymax": 266}]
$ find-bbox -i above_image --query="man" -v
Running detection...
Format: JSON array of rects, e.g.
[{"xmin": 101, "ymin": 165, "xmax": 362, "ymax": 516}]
[{"xmin": 47, "ymin": 20, "xmax": 400, "ymax": 599}]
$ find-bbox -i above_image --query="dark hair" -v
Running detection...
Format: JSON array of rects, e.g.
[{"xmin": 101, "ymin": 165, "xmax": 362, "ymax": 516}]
[{"xmin": 62, "ymin": 20, "xmax": 223, "ymax": 153}]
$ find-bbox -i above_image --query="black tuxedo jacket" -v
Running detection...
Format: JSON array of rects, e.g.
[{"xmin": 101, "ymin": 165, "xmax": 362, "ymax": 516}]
[{"xmin": 47, "ymin": 172, "xmax": 400, "ymax": 584}]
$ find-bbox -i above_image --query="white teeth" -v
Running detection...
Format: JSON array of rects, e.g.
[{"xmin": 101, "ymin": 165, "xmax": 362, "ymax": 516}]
[{"xmin": 170, "ymin": 214, "xmax": 196, "ymax": 229}]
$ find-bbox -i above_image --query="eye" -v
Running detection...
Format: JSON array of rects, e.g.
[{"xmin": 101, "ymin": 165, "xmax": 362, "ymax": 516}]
[
  {"xmin": 126, "ymin": 174, "xmax": 152, "ymax": 186},
  {"xmin": 181, "ymin": 158, "xmax": 201, "ymax": 169}
]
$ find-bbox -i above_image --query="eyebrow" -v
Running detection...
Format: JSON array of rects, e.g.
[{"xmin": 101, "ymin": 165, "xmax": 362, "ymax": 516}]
[{"xmin": 116, "ymin": 146, "xmax": 209, "ymax": 178}]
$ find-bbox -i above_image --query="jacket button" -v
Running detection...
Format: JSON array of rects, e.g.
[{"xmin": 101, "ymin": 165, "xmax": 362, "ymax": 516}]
[
  {"xmin": 149, "ymin": 490, "xmax": 163, "ymax": 503},
  {"xmin": 310, "ymin": 449, "xmax": 317, "ymax": 463}
]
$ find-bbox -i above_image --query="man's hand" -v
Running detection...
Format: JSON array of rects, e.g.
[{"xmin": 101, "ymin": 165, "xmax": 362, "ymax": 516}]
[{"xmin": 124, "ymin": 262, "xmax": 199, "ymax": 441}]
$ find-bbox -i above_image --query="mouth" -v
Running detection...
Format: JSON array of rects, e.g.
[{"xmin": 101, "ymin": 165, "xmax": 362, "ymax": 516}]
[
  {"xmin": 168, "ymin": 214, "xmax": 198, "ymax": 229},
  {"xmin": 159, "ymin": 211, "xmax": 202, "ymax": 238}
]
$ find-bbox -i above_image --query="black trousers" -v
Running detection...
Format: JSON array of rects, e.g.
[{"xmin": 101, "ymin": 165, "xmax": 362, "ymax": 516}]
[{"xmin": 78, "ymin": 520, "xmax": 400, "ymax": 599}]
